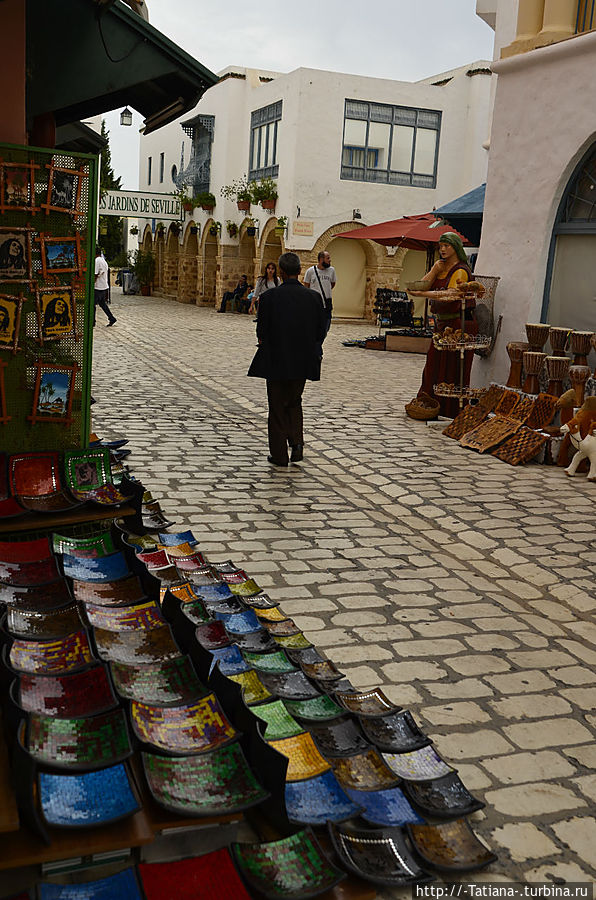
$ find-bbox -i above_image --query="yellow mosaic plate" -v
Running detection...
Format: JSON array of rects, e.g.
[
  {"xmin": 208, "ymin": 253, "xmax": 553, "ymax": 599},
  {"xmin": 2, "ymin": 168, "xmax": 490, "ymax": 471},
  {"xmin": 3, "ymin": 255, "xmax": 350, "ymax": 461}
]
[
  {"xmin": 163, "ymin": 543, "xmax": 198, "ymax": 558},
  {"xmin": 269, "ymin": 733, "xmax": 331, "ymax": 782},
  {"xmin": 229, "ymin": 579, "xmax": 261, "ymax": 596},
  {"xmin": 255, "ymin": 607, "xmax": 288, "ymax": 623},
  {"xmin": 228, "ymin": 669, "xmax": 272, "ymax": 705},
  {"xmin": 166, "ymin": 582, "xmax": 201, "ymax": 604}
]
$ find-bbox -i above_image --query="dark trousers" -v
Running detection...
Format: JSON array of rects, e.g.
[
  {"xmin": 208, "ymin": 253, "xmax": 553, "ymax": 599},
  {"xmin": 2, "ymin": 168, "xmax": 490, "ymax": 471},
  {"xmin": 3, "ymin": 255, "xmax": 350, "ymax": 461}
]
[
  {"xmin": 94, "ymin": 288, "xmax": 116, "ymax": 325},
  {"xmin": 266, "ymin": 378, "xmax": 306, "ymax": 464}
]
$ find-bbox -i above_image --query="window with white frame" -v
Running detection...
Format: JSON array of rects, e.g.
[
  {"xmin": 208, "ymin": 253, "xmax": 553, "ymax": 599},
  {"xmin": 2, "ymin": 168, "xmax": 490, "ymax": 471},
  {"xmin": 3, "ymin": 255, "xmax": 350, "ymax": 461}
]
[
  {"xmin": 159, "ymin": 152, "xmax": 165, "ymax": 183},
  {"xmin": 249, "ymin": 101, "xmax": 282, "ymax": 180},
  {"xmin": 341, "ymin": 100, "xmax": 441, "ymax": 188}
]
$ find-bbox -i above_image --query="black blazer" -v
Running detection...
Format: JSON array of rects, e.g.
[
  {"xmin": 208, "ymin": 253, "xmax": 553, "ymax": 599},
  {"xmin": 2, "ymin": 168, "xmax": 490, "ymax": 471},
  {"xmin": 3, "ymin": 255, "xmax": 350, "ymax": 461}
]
[{"xmin": 247, "ymin": 279, "xmax": 326, "ymax": 381}]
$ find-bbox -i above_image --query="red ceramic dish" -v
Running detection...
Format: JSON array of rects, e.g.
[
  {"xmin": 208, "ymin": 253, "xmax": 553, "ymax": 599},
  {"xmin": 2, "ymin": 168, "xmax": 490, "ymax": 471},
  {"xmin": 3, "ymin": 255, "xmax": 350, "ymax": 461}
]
[{"xmin": 0, "ymin": 537, "xmax": 52, "ymax": 562}]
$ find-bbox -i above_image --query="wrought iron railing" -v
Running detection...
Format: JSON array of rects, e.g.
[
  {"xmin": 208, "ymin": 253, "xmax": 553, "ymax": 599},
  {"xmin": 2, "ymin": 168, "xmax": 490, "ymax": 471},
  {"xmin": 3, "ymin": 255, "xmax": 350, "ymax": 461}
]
[{"xmin": 576, "ymin": 0, "xmax": 595, "ymax": 33}]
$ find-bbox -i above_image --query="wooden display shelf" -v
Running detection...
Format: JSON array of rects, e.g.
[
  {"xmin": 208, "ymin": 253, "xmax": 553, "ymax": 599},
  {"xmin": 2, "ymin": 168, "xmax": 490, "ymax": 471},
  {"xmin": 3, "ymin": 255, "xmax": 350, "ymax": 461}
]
[
  {"xmin": 385, "ymin": 334, "xmax": 431, "ymax": 354},
  {"xmin": 0, "ymin": 719, "xmax": 19, "ymax": 834},
  {"xmin": 0, "ymin": 505, "xmax": 135, "ymax": 535}
]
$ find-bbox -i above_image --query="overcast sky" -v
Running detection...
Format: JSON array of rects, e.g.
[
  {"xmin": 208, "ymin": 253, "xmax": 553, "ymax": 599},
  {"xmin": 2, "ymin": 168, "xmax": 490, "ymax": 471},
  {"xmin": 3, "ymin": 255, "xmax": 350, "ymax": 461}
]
[{"xmin": 104, "ymin": 0, "xmax": 495, "ymax": 189}]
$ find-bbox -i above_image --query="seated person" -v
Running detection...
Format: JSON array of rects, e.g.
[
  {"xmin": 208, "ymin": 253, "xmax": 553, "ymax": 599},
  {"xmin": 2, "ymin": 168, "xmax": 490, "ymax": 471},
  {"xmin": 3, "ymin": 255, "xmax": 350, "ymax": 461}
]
[{"xmin": 219, "ymin": 274, "xmax": 251, "ymax": 312}]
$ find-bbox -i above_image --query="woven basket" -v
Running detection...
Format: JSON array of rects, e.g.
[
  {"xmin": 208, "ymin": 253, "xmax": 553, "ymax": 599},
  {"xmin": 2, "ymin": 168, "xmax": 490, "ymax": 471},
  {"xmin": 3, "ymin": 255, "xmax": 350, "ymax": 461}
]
[{"xmin": 405, "ymin": 394, "xmax": 440, "ymax": 421}]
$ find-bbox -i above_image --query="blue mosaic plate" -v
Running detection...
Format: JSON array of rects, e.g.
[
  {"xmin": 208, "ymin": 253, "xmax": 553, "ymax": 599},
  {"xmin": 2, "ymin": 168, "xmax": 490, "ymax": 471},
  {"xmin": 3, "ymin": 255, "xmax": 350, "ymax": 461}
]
[
  {"xmin": 209, "ymin": 645, "xmax": 252, "ymax": 676},
  {"xmin": 193, "ymin": 583, "xmax": 234, "ymax": 601},
  {"xmin": 344, "ymin": 786, "xmax": 424, "ymax": 827},
  {"xmin": 158, "ymin": 531, "xmax": 199, "ymax": 546},
  {"xmin": 38, "ymin": 763, "xmax": 140, "ymax": 828},
  {"xmin": 285, "ymin": 770, "xmax": 364, "ymax": 826},
  {"xmin": 61, "ymin": 552, "xmax": 130, "ymax": 583},
  {"xmin": 38, "ymin": 868, "xmax": 142, "ymax": 899},
  {"xmin": 217, "ymin": 610, "xmax": 261, "ymax": 634}
]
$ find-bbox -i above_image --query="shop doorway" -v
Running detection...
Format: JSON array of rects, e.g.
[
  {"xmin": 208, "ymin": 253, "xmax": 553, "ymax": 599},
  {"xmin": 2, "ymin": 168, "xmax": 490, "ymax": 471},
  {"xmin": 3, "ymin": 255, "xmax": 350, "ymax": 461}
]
[
  {"xmin": 326, "ymin": 236, "xmax": 365, "ymax": 319},
  {"xmin": 201, "ymin": 230, "xmax": 217, "ymax": 306}
]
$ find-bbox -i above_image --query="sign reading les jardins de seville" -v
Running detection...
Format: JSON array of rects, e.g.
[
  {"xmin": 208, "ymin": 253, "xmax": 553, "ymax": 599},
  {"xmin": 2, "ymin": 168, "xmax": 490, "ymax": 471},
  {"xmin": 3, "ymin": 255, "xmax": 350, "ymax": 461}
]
[{"xmin": 99, "ymin": 190, "xmax": 181, "ymax": 221}]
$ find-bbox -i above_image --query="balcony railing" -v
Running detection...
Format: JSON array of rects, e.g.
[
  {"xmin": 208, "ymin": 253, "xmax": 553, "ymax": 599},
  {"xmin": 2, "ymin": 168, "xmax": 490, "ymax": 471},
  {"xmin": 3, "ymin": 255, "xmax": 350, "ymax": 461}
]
[{"xmin": 576, "ymin": 0, "xmax": 595, "ymax": 33}]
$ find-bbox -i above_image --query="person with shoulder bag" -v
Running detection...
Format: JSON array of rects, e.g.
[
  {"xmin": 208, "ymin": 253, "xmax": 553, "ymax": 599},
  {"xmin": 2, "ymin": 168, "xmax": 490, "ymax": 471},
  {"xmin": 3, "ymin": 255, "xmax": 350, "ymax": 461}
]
[{"xmin": 303, "ymin": 250, "xmax": 336, "ymax": 336}]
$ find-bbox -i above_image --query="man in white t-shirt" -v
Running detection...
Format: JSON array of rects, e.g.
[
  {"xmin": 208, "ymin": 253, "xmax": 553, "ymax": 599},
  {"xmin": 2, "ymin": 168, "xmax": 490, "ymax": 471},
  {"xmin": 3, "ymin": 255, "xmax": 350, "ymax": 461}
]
[
  {"xmin": 94, "ymin": 247, "xmax": 116, "ymax": 326},
  {"xmin": 303, "ymin": 250, "xmax": 336, "ymax": 335}
]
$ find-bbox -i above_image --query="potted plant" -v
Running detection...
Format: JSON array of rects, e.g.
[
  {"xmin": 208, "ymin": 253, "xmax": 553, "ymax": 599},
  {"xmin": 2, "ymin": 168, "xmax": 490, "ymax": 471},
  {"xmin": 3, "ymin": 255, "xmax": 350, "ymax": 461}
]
[
  {"xmin": 250, "ymin": 177, "xmax": 278, "ymax": 210},
  {"xmin": 244, "ymin": 217, "xmax": 257, "ymax": 237},
  {"xmin": 194, "ymin": 191, "xmax": 216, "ymax": 212},
  {"xmin": 221, "ymin": 177, "xmax": 252, "ymax": 212},
  {"xmin": 209, "ymin": 221, "xmax": 221, "ymax": 237},
  {"xmin": 129, "ymin": 225, "xmax": 139, "ymax": 236},
  {"xmin": 176, "ymin": 189, "xmax": 194, "ymax": 213},
  {"xmin": 133, "ymin": 249, "xmax": 155, "ymax": 296},
  {"xmin": 274, "ymin": 215, "xmax": 288, "ymax": 236},
  {"xmin": 155, "ymin": 221, "xmax": 165, "ymax": 236},
  {"xmin": 226, "ymin": 220, "xmax": 238, "ymax": 238}
]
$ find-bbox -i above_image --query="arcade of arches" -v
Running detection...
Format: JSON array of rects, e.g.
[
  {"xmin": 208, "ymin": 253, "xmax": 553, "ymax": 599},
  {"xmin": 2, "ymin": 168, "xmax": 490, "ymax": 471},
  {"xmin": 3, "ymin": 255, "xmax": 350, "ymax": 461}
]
[{"xmin": 140, "ymin": 218, "xmax": 426, "ymax": 321}]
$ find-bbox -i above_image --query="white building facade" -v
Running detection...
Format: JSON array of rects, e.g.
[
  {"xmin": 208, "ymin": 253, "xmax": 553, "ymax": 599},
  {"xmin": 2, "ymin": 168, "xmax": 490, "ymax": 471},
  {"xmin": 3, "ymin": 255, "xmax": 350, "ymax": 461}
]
[{"xmin": 137, "ymin": 61, "xmax": 493, "ymax": 316}]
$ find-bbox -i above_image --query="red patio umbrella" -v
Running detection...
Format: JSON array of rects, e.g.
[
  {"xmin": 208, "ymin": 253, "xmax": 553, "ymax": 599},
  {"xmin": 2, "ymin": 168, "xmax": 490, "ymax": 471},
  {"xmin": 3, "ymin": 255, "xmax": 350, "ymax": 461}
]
[{"xmin": 337, "ymin": 213, "xmax": 471, "ymax": 250}]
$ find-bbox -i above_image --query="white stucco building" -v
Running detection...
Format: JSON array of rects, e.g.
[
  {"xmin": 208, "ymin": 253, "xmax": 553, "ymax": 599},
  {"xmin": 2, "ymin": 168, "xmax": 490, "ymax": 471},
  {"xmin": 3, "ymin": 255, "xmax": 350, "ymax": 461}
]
[{"xmin": 136, "ymin": 59, "xmax": 493, "ymax": 315}]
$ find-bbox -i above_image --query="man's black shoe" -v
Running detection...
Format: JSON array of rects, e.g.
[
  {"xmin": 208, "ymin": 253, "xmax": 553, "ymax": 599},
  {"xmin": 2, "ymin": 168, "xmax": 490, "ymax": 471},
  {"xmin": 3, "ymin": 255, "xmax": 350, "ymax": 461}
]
[
  {"xmin": 107, "ymin": 320, "xmax": 116, "ymax": 326},
  {"xmin": 290, "ymin": 444, "xmax": 303, "ymax": 462},
  {"xmin": 267, "ymin": 455, "xmax": 288, "ymax": 467}
]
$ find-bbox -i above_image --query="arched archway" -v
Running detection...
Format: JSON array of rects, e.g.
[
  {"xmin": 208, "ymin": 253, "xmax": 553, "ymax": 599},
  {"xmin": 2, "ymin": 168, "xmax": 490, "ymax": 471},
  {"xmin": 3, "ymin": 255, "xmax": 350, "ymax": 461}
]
[
  {"xmin": 154, "ymin": 230, "xmax": 165, "ymax": 290},
  {"xmin": 259, "ymin": 218, "xmax": 283, "ymax": 274},
  {"xmin": 179, "ymin": 223, "xmax": 199, "ymax": 303},
  {"xmin": 200, "ymin": 219, "xmax": 218, "ymax": 307},
  {"xmin": 238, "ymin": 220, "xmax": 257, "ymax": 288},
  {"xmin": 142, "ymin": 226, "xmax": 153, "ymax": 253},
  {"xmin": 544, "ymin": 139, "xmax": 596, "ymax": 330},
  {"xmin": 162, "ymin": 225, "xmax": 180, "ymax": 295}
]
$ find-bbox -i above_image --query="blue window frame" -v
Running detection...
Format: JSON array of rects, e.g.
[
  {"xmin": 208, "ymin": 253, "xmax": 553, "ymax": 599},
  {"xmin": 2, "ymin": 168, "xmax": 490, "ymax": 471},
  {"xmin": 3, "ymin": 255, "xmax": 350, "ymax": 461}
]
[{"xmin": 249, "ymin": 101, "xmax": 282, "ymax": 180}]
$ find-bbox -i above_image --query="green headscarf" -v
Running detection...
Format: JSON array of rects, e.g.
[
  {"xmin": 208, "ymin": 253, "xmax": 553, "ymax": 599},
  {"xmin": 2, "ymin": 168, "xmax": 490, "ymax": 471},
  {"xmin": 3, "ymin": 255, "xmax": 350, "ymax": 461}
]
[{"xmin": 438, "ymin": 232, "xmax": 468, "ymax": 264}]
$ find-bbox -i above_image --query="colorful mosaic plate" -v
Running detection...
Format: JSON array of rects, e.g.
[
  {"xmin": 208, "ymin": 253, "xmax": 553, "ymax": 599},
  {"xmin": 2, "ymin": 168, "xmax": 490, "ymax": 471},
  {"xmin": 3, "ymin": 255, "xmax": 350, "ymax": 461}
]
[
  {"xmin": 234, "ymin": 628, "xmax": 278, "ymax": 653},
  {"xmin": 382, "ymin": 746, "xmax": 455, "ymax": 781},
  {"xmin": 264, "ymin": 619, "xmax": 301, "ymax": 637},
  {"xmin": 171, "ymin": 552, "xmax": 207, "ymax": 572},
  {"xmin": 201, "ymin": 595, "xmax": 244, "ymax": 615},
  {"xmin": 71, "ymin": 574, "xmax": 145, "ymax": 607},
  {"xmin": 84, "ymin": 600, "xmax": 166, "ymax": 632},
  {"xmin": 137, "ymin": 549, "xmax": 169, "ymax": 569},
  {"xmin": 335, "ymin": 689, "xmax": 398, "ymax": 718},
  {"xmin": 258, "ymin": 670, "xmax": 322, "ymax": 701},
  {"xmin": 63, "ymin": 447, "xmax": 121, "ymax": 498},
  {"xmin": 0, "ymin": 556, "xmax": 60, "ymax": 587},
  {"xmin": 299, "ymin": 660, "xmax": 344, "ymax": 684},
  {"xmin": 308, "ymin": 716, "xmax": 369, "ymax": 757},
  {"xmin": 192, "ymin": 582, "xmax": 233, "ymax": 601},
  {"xmin": 228, "ymin": 579, "xmax": 261, "ymax": 597},
  {"xmin": 9, "ymin": 630, "xmax": 94, "ymax": 675},
  {"xmin": 52, "ymin": 531, "xmax": 117, "ymax": 559},
  {"xmin": 328, "ymin": 821, "xmax": 431, "ymax": 886},
  {"xmin": 331, "ymin": 747, "xmax": 400, "ymax": 791},
  {"xmin": 0, "ymin": 536, "xmax": 52, "ymax": 562},
  {"xmin": 61, "ymin": 552, "xmax": 130, "ymax": 583},
  {"xmin": 131, "ymin": 694, "xmax": 237, "ymax": 754},
  {"xmin": 158, "ymin": 530, "xmax": 199, "ymax": 546},
  {"xmin": 284, "ymin": 695, "xmax": 344, "ymax": 722},
  {"xmin": 407, "ymin": 819, "xmax": 498, "ymax": 872},
  {"xmin": 273, "ymin": 633, "xmax": 313, "ymax": 651},
  {"xmin": 240, "ymin": 591, "xmax": 278, "ymax": 609},
  {"xmin": 255, "ymin": 606, "xmax": 288, "ymax": 623},
  {"xmin": 217, "ymin": 609, "xmax": 261, "ymax": 634},
  {"xmin": 231, "ymin": 830, "xmax": 345, "ymax": 900},
  {"xmin": 0, "ymin": 579, "xmax": 72, "ymax": 610},
  {"xmin": 185, "ymin": 566, "xmax": 223, "ymax": 587},
  {"xmin": 165, "ymin": 581, "xmax": 202, "ymax": 603},
  {"xmin": 26, "ymin": 708, "xmax": 132, "ymax": 770},
  {"xmin": 212, "ymin": 560, "xmax": 240, "ymax": 574},
  {"xmin": 194, "ymin": 620, "xmax": 231, "ymax": 650},
  {"xmin": 38, "ymin": 763, "xmax": 140, "ymax": 828},
  {"xmin": 37, "ymin": 868, "xmax": 142, "ymax": 899},
  {"xmin": 243, "ymin": 649, "xmax": 296, "ymax": 674},
  {"xmin": 138, "ymin": 848, "xmax": 252, "ymax": 900},
  {"xmin": 209, "ymin": 644, "xmax": 251, "ymax": 676},
  {"xmin": 345, "ymin": 785, "xmax": 424, "ymax": 827},
  {"xmin": 252, "ymin": 700, "xmax": 305, "ymax": 740},
  {"xmin": 220, "ymin": 568, "xmax": 249, "ymax": 583},
  {"xmin": 177, "ymin": 598, "xmax": 210, "ymax": 626},
  {"xmin": 142, "ymin": 742, "xmax": 268, "ymax": 817},
  {"xmin": 93, "ymin": 624, "xmax": 180, "ymax": 664},
  {"xmin": 17, "ymin": 665, "xmax": 117, "ymax": 718},
  {"xmin": 269, "ymin": 733, "xmax": 331, "ymax": 781},
  {"xmin": 109, "ymin": 656, "xmax": 204, "ymax": 706},
  {"xmin": 6, "ymin": 603, "xmax": 82, "ymax": 639},
  {"xmin": 142, "ymin": 513, "xmax": 176, "ymax": 532},
  {"xmin": 121, "ymin": 533, "xmax": 158, "ymax": 552},
  {"xmin": 285, "ymin": 770, "xmax": 364, "ymax": 826},
  {"xmin": 359, "ymin": 709, "xmax": 431, "ymax": 753},
  {"xmin": 403, "ymin": 772, "xmax": 484, "ymax": 819},
  {"xmin": 8, "ymin": 452, "xmax": 81, "ymax": 513},
  {"xmin": 228, "ymin": 669, "xmax": 273, "ymax": 705}
]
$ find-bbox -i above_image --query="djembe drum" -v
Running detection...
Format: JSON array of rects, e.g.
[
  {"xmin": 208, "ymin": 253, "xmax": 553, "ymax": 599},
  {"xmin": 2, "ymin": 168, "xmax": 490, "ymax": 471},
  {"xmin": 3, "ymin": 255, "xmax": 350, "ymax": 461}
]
[
  {"xmin": 525, "ymin": 323, "xmax": 550, "ymax": 353},
  {"xmin": 568, "ymin": 365, "xmax": 591, "ymax": 407},
  {"xmin": 522, "ymin": 351, "xmax": 546, "ymax": 394},
  {"xmin": 549, "ymin": 326, "xmax": 571, "ymax": 357},
  {"xmin": 545, "ymin": 356, "xmax": 570, "ymax": 398},
  {"xmin": 570, "ymin": 331, "xmax": 593, "ymax": 367},
  {"xmin": 506, "ymin": 342, "xmax": 528, "ymax": 389}
]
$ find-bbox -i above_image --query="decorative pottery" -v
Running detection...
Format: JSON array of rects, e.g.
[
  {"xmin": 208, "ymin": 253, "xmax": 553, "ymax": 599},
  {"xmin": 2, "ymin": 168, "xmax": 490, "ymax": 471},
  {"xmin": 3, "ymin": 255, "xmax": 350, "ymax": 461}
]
[
  {"xmin": 240, "ymin": 592, "xmax": 278, "ymax": 609},
  {"xmin": 9, "ymin": 630, "xmax": 94, "ymax": 675},
  {"xmin": 70, "ymin": 574, "xmax": 145, "ymax": 607},
  {"xmin": 52, "ymin": 531, "xmax": 117, "ymax": 559},
  {"xmin": 219, "ymin": 567, "xmax": 249, "ymax": 583},
  {"xmin": 171, "ymin": 553, "xmax": 208, "ymax": 572},
  {"xmin": 344, "ymin": 785, "xmax": 424, "ymax": 827},
  {"xmin": 138, "ymin": 848, "xmax": 252, "ymax": 900},
  {"xmin": 6, "ymin": 603, "xmax": 83, "ymax": 639},
  {"xmin": 26, "ymin": 708, "xmax": 132, "ymax": 770},
  {"xmin": 137, "ymin": 549, "xmax": 169, "ymax": 569},
  {"xmin": 228, "ymin": 578, "xmax": 261, "ymax": 597},
  {"xmin": 194, "ymin": 620, "xmax": 231, "ymax": 650},
  {"xmin": 234, "ymin": 629, "xmax": 278, "ymax": 653},
  {"xmin": 17, "ymin": 665, "xmax": 118, "ymax": 718},
  {"xmin": 263, "ymin": 619, "xmax": 301, "ymax": 637},
  {"xmin": 522, "ymin": 351, "xmax": 546, "ymax": 394},
  {"xmin": 158, "ymin": 530, "xmax": 199, "ymax": 546},
  {"xmin": 63, "ymin": 447, "xmax": 128, "ymax": 505},
  {"xmin": 227, "ymin": 669, "xmax": 272, "ymax": 705},
  {"xmin": 308, "ymin": 716, "xmax": 369, "ymax": 758},
  {"xmin": 403, "ymin": 771, "xmax": 484, "ymax": 819},
  {"xmin": 192, "ymin": 582, "xmax": 234, "ymax": 602},
  {"xmin": 142, "ymin": 743, "xmax": 268, "ymax": 817},
  {"xmin": 209, "ymin": 644, "xmax": 251, "ymax": 676},
  {"xmin": 0, "ymin": 536, "xmax": 52, "ymax": 562},
  {"xmin": 334, "ymin": 688, "xmax": 398, "ymax": 718},
  {"xmin": 568, "ymin": 365, "xmax": 591, "ymax": 406},
  {"xmin": 359, "ymin": 709, "xmax": 431, "ymax": 753},
  {"xmin": 268, "ymin": 733, "xmax": 331, "ymax": 781},
  {"xmin": 382, "ymin": 745, "xmax": 455, "ymax": 781},
  {"xmin": 37, "ymin": 868, "xmax": 142, "ymax": 899},
  {"xmin": 549, "ymin": 326, "xmax": 571, "ymax": 357},
  {"xmin": 570, "ymin": 330, "xmax": 593, "ymax": 366},
  {"xmin": 252, "ymin": 700, "xmax": 305, "ymax": 740},
  {"xmin": 109, "ymin": 656, "xmax": 204, "ymax": 706},
  {"xmin": 299, "ymin": 659, "xmax": 344, "ymax": 685},
  {"xmin": 38, "ymin": 763, "xmax": 140, "ymax": 828},
  {"xmin": 255, "ymin": 606, "xmax": 288, "ymax": 623},
  {"xmin": 257, "ymin": 670, "xmax": 322, "ymax": 701},
  {"xmin": 524, "ymin": 322, "xmax": 550, "ymax": 353},
  {"xmin": 407, "ymin": 819, "xmax": 498, "ymax": 872},
  {"xmin": 230, "ymin": 830, "xmax": 345, "ymax": 899},
  {"xmin": 0, "ymin": 556, "xmax": 60, "ymax": 587},
  {"xmin": 84, "ymin": 600, "xmax": 165, "ymax": 632},
  {"xmin": 8, "ymin": 451, "xmax": 81, "ymax": 513},
  {"xmin": 285, "ymin": 771, "xmax": 364, "ymax": 826},
  {"xmin": 93, "ymin": 624, "xmax": 180, "ymax": 664},
  {"xmin": 545, "ymin": 355, "xmax": 570, "ymax": 397},
  {"xmin": 131, "ymin": 694, "xmax": 237, "ymax": 754},
  {"xmin": 217, "ymin": 609, "xmax": 261, "ymax": 634},
  {"xmin": 284, "ymin": 695, "xmax": 344, "ymax": 722},
  {"xmin": 505, "ymin": 341, "xmax": 528, "ymax": 389},
  {"xmin": 0, "ymin": 579, "xmax": 72, "ymax": 610},
  {"xmin": 331, "ymin": 747, "xmax": 400, "ymax": 791},
  {"xmin": 243, "ymin": 649, "xmax": 296, "ymax": 674},
  {"xmin": 328, "ymin": 821, "xmax": 431, "ymax": 886},
  {"xmin": 201, "ymin": 596, "xmax": 244, "ymax": 615},
  {"xmin": 176, "ymin": 598, "xmax": 210, "ymax": 626},
  {"xmin": 61, "ymin": 552, "xmax": 130, "ymax": 584},
  {"xmin": 272, "ymin": 633, "xmax": 313, "ymax": 652}
]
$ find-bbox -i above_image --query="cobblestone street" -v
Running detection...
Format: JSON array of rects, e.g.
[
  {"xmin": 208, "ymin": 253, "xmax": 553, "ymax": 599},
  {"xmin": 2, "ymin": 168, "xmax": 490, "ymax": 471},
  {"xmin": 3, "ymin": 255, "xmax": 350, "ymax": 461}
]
[{"xmin": 93, "ymin": 290, "xmax": 596, "ymax": 891}]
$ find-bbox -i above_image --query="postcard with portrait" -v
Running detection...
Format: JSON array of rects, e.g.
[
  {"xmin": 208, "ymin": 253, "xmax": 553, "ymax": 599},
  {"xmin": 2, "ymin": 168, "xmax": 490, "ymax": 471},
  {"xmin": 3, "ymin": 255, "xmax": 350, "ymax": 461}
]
[
  {"xmin": 0, "ymin": 161, "xmax": 39, "ymax": 214},
  {"xmin": 36, "ymin": 286, "xmax": 77, "ymax": 343},
  {"xmin": 0, "ymin": 293, "xmax": 24, "ymax": 353},
  {"xmin": 0, "ymin": 228, "xmax": 32, "ymax": 282}
]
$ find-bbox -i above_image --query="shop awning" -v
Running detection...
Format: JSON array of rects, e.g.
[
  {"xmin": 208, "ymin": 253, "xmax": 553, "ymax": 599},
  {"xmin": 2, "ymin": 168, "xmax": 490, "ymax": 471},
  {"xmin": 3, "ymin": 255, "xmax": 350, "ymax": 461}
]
[
  {"xmin": 27, "ymin": 0, "xmax": 217, "ymax": 134},
  {"xmin": 434, "ymin": 184, "xmax": 485, "ymax": 246},
  {"xmin": 338, "ymin": 213, "xmax": 471, "ymax": 250}
]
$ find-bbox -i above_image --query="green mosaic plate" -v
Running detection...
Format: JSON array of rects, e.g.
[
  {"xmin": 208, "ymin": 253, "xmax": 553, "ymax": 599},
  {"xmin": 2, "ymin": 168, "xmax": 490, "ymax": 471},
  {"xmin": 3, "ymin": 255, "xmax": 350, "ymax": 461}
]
[
  {"xmin": 273, "ymin": 633, "xmax": 313, "ymax": 651},
  {"xmin": 243, "ymin": 650, "xmax": 296, "ymax": 675},
  {"xmin": 284, "ymin": 696, "xmax": 344, "ymax": 722},
  {"xmin": 142, "ymin": 743, "xmax": 269, "ymax": 817},
  {"xmin": 52, "ymin": 531, "xmax": 117, "ymax": 558},
  {"xmin": 228, "ymin": 669, "xmax": 272, "ymax": 706},
  {"xmin": 110, "ymin": 656, "xmax": 204, "ymax": 706},
  {"xmin": 27, "ymin": 708, "xmax": 132, "ymax": 770},
  {"xmin": 252, "ymin": 700, "xmax": 305, "ymax": 740}
]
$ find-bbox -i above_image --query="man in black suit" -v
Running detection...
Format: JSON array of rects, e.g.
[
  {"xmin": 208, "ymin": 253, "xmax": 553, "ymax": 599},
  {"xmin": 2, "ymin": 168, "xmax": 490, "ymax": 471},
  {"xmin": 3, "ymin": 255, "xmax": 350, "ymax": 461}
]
[{"xmin": 248, "ymin": 252, "xmax": 326, "ymax": 466}]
